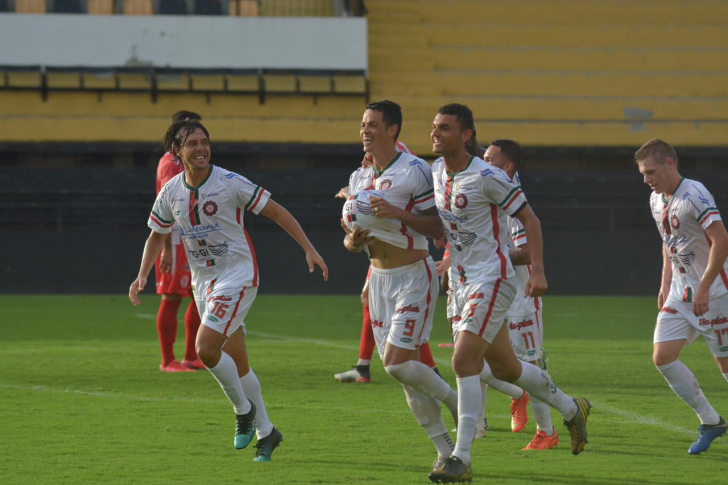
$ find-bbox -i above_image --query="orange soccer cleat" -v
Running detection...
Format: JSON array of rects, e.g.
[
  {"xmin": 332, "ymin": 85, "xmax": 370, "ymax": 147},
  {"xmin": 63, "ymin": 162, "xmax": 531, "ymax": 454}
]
[
  {"xmin": 160, "ymin": 360, "xmax": 195, "ymax": 373},
  {"xmin": 510, "ymin": 392, "xmax": 530, "ymax": 433},
  {"xmin": 522, "ymin": 429, "xmax": 559, "ymax": 450}
]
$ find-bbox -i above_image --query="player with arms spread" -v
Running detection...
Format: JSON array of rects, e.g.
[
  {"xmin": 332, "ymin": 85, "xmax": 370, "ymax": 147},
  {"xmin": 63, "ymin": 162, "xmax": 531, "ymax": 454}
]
[
  {"xmin": 636, "ymin": 137, "xmax": 728, "ymax": 454},
  {"xmin": 129, "ymin": 119, "xmax": 328, "ymax": 462},
  {"xmin": 342, "ymin": 100, "xmax": 459, "ymax": 472},
  {"xmin": 428, "ymin": 104, "xmax": 591, "ymax": 484}
]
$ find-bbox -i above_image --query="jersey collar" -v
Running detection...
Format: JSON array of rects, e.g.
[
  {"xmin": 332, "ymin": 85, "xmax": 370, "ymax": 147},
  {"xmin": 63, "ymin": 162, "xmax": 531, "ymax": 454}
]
[
  {"xmin": 183, "ymin": 164, "xmax": 214, "ymax": 191},
  {"xmin": 446, "ymin": 157, "xmax": 475, "ymax": 177},
  {"xmin": 373, "ymin": 152, "xmax": 402, "ymax": 177},
  {"xmin": 661, "ymin": 177, "xmax": 685, "ymax": 204}
]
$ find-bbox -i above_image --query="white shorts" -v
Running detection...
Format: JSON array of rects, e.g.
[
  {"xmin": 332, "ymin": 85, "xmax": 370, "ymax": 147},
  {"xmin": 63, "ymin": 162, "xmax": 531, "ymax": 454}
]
[
  {"xmin": 368, "ymin": 257, "xmax": 439, "ymax": 359},
  {"xmin": 654, "ymin": 293, "xmax": 728, "ymax": 357},
  {"xmin": 196, "ymin": 285, "xmax": 258, "ymax": 337},
  {"xmin": 506, "ymin": 308, "xmax": 544, "ymax": 361},
  {"xmin": 452, "ymin": 277, "xmax": 517, "ymax": 344}
]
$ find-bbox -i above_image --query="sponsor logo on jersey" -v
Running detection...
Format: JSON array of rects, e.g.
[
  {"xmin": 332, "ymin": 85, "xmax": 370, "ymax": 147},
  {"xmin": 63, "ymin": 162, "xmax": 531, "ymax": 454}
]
[
  {"xmin": 509, "ymin": 319, "xmax": 534, "ymax": 331},
  {"xmin": 372, "ymin": 319, "xmax": 384, "ymax": 328},
  {"xmin": 458, "ymin": 231, "xmax": 477, "ymax": 246},
  {"xmin": 202, "ymin": 200, "xmax": 219, "ymax": 216},
  {"xmin": 378, "ymin": 179, "xmax": 392, "ymax": 190},
  {"xmin": 207, "ymin": 295, "xmax": 232, "ymax": 303},
  {"xmin": 201, "ymin": 192, "xmax": 219, "ymax": 199},
  {"xmin": 660, "ymin": 306, "xmax": 678, "ymax": 314},
  {"xmin": 396, "ymin": 304, "xmax": 420, "ymax": 314},
  {"xmin": 208, "ymin": 315, "xmax": 220, "ymax": 322},
  {"xmin": 174, "ymin": 210, "xmax": 182, "ymax": 216},
  {"xmin": 454, "ymin": 193, "xmax": 468, "ymax": 209},
  {"xmin": 208, "ymin": 242, "xmax": 229, "ymax": 256},
  {"xmin": 400, "ymin": 337, "xmax": 412, "ymax": 343},
  {"xmin": 527, "ymin": 349, "xmax": 536, "ymax": 356},
  {"xmin": 670, "ymin": 214, "xmax": 680, "ymax": 229},
  {"xmin": 699, "ymin": 315, "xmax": 728, "ymax": 327},
  {"xmin": 721, "ymin": 346, "xmax": 728, "ymax": 352}
]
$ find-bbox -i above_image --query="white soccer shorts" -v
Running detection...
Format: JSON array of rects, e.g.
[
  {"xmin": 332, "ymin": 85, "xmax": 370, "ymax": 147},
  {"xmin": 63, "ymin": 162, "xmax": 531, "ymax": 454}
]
[
  {"xmin": 196, "ymin": 286, "xmax": 258, "ymax": 337},
  {"xmin": 506, "ymin": 308, "xmax": 544, "ymax": 362},
  {"xmin": 654, "ymin": 293, "xmax": 728, "ymax": 357},
  {"xmin": 368, "ymin": 257, "xmax": 439, "ymax": 358},
  {"xmin": 451, "ymin": 276, "xmax": 517, "ymax": 344}
]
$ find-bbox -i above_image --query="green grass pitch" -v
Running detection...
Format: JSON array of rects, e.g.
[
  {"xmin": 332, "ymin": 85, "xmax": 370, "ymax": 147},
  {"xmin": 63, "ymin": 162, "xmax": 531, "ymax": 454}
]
[{"xmin": 1, "ymin": 295, "xmax": 727, "ymax": 484}]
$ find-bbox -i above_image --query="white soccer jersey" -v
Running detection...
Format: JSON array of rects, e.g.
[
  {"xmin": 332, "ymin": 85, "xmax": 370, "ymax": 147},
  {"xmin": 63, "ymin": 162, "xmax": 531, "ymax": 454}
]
[
  {"xmin": 507, "ymin": 217, "xmax": 541, "ymax": 316},
  {"xmin": 343, "ymin": 151, "xmax": 435, "ymax": 251},
  {"xmin": 650, "ymin": 178, "xmax": 728, "ymax": 302},
  {"xmin": 148, "ymin": 165, "xmax": 270, "ymax": 289},
  {"xmin": 432, "ymin": 157, "xmax": 527, "ymax": 284}
]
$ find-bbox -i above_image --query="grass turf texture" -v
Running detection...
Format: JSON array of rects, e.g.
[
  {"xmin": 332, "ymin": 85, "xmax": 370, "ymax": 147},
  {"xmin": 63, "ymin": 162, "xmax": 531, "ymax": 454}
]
[{"xmin": 1, "ymin": 295, "xmax": 727, "ymax": 484}]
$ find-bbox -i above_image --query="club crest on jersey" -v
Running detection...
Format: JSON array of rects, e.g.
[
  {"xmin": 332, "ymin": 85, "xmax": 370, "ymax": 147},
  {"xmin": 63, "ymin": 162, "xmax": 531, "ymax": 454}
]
[
  {"xmin": 202, "ymin": 200, "xmax": 218, "ymax": 216},
  {"xmin": 454, "ymin": 193, "xmax": 468, "ymax": 209},
  {"xmin": 670, "ymin": 214, "xmax": 680, "ymax": 229},
  {"xmin": 378, "ymin": 179, "xmax": 392, "ymax": 190}
]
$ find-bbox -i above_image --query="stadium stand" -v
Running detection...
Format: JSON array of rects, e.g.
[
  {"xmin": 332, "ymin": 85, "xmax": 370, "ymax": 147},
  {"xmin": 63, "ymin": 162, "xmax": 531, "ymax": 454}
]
[
  {"xmin": 365, "ymin": 0, "xmax": 728, "ymax": 153},
  {"xmin": 15, "ymin": 0, "xmax": 46, "ymax": 13}
]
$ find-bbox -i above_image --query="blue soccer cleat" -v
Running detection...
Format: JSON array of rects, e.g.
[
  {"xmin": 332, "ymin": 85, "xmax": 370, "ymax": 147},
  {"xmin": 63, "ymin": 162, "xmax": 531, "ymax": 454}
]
[
  {"xmin": 688, "ymin": 418, "xmax": 727, "ymax": 455},
  {"xmin": 253, "ymin": 427, "xmax": 283, "ymax": 462},
  {"xmin": 234, "ymin": 402, "xmax": 256, "ymax": 450}
]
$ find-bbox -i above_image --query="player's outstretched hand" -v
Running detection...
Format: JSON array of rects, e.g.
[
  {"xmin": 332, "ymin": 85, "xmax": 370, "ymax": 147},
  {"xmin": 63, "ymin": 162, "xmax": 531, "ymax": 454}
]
[
  {"xmin": 129, "ymin": 276, "xmax": 147, "ymax": 306},
  {"xmin": 525, "ymin": 272, "xmax": 548, "ymax": 298},
  {"xmin": 435, "ymin": 256, "xmax": 451, "ymax": 276},
  {"xmin": 306, "ymin": 250, "xmax": 329, "ymax": 281},
  {"xmin": 334, "ymin": 186, "xmax": 349, "ymax": 199},
  {"xmin": 369, "ymin": 197, "xmax": 402, "ymax": 219}
]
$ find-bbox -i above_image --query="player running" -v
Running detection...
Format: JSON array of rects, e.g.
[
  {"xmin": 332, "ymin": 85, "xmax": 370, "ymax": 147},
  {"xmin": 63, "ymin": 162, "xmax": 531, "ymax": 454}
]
[
  {"xmin": 636, "ymin": 137, "xmax": 728, "ymax": 454},
  {"xmin": 428, "ymin": 104, "xmax": 590, "ymax": 484},
  {"xmin": 129, "ymin": 119, "xmax": 328, "ymax": 462}
]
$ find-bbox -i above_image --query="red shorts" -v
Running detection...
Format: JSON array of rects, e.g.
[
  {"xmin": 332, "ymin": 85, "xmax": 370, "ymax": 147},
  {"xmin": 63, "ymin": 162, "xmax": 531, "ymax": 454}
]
[{"xmin": 155, "ymin": 243, "xmax": 192, "ymax": 296}]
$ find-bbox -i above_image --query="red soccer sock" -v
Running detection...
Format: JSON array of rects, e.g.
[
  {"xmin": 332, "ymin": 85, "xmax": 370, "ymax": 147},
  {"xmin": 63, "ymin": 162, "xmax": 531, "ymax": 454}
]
[
  {"xmin": 183, "ymin": 299, "xmax": 201, "ymax": 362},
  {"xmin": 359, "ymin": 305, "xmax": 375, "ymax": 361},
  {"xmin": 419, "ymin": 341, "xmax": 436, "ymax": 368},
  {"xmin": 157, "ymin": 299, "xmax": 181, "ymax": 366}
]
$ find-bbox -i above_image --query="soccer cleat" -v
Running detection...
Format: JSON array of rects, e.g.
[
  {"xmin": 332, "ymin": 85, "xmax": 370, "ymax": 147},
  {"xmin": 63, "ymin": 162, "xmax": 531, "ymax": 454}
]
[
  {"xmin": 181, "ymin": 358, "xmax": 206, "ymax": 370},
  {"xmin": 160, "ymin": 360, "xmax": 195, "ymax": 373},
  {"xmin": 563, "ymin": 397, "xmax": 591, "ymax": 455},
  {"xmin": 510, "ymin": 392, "xmax": 530, "ymax": 433},
  {"xmin": 234, "ymin": 402, "xmax": 256, "ymax": 450},
  {"xmin": 688, "ymin": 418, "xmax": 727, "ymax": 455},
  {"xmin": 253, "ymin": 427, "xmax": 284, "ymax": 462},
  {"xmin": 432, "ymin": 455, "xmax": 448, "ymax": 472},
  {"xmin": 428, "ymin": 456, "xmax": 472, "ymax": 483},
  {"xmin": 334, "ymin": 365, "xmax": 371, "ymax": 383},
  {"xmin": 522, "ymin": 429, "xmax": 559, "ymax": 450}
]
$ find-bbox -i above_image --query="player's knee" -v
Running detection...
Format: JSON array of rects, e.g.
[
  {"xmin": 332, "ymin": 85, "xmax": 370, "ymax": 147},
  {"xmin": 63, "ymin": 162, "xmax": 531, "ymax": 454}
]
[
  {"xmin": 384, "ymin": 361, "xmax": 410, "ymax": 383},
  {"xmin": 489, "ymin": 361, "xmax": 519, "ymax": 383},
  {"xmin": 653, "ymin": 350, "xmax": 676, "ymax": 368},
  {"xmin": 195, "ymin": 342, "xmax": 218, "ymax": 367}
]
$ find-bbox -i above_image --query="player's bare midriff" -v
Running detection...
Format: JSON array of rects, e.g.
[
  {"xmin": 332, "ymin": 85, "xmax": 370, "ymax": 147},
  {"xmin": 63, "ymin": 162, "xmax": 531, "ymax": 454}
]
[{"xmin": 368, "ymin": 238, "xmax": 429, "ymax": 269}]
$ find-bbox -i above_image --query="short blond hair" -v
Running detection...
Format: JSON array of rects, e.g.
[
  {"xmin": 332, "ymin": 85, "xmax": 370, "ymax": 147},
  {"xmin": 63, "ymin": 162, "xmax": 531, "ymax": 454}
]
[{"xmin": 634, "ymin": 138, "xmax": 678, "ymax": 166}]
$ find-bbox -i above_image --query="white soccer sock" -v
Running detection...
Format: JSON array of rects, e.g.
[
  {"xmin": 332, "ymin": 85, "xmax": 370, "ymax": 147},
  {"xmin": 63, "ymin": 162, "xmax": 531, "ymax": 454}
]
[
  {"xmin": 477, "ymin": 381, "xmax": 488, "ymax": 429},
  {"xmin": 385, "ymin": 361, "xmax": 459, "ymax": 418},
  {"xmin": 240, "ymin": 368, "xmax": 273, "ymax": 439},
  {"xmin": 402, "ymin": 385, "xmax": 453, "ymax": 458},
  {"xmin": 531, "ymin": 368, "xmax": 554, "ymax": 433},
  {"xmin": 207, "ymin": 351, "xmax": 250, "ymax": 415},
  {"xmin": 356, "ymin": 359, "xmax": 371, "ymax": 366},
  {"xmin": 514, "ymin": 362, "xmax": 577, "ymax": 419},
  {"xmin": 657, "ymin": 360, "xmax": 720, "ymax": 425},
  {"xmin": 479, "ymin": 361, "xmax": 525, "ymax": 400},
  {"xmin": 452, "ymin": 376, "xmax": 480, "ymax": 465}
]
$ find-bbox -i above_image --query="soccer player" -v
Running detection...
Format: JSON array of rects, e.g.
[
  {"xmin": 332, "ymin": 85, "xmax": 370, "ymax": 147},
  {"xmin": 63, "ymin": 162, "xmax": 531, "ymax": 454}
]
[
  {"xmin": 485, "ymin": 139, "xmax": 558, "ymax": 450},
  {"xmin": 129, "ymin": 119, "xmax": 328, "ymax": 462},
  {"xmin": 635, "ymin": 137, "xmax": 728, "ymax": 454},
  {"xmin": 428, "ymin": 104, "xmax": 591, "ymax": 483},
  {"xmin": 341, "ymin": 100, "xmax": 459, "ymax": 472},
  {"xmin": 334, "ymin": 143, "xmax": 441, "ymax": 384},
  {"xmin": 154, "ymin": 110, "xmax": 204, "ymax": 373}
]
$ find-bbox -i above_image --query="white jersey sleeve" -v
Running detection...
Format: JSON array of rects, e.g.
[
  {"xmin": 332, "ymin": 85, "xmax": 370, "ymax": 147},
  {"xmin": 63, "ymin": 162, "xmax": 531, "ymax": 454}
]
[
  {"xmin": 224, "ymin": 171, "xmax": 271, "ymax": 215},
  {"xmin": 410, "ymin": 157, "xmax": 436, "ymax": 213},
  {"xmin": 148, "ymin": 176, "xmax": 179, "ymax": 234},
  {"xmin": 482, "ymin": 167, "xmax": 528, "ymax": 217}
]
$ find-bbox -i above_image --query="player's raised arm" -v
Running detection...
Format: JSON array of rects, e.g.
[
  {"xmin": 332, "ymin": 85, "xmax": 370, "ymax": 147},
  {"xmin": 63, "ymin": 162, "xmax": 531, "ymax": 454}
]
[
  {"xmin": 129, "ymin": 230, "xmax": 167, "ymax": 306},
  {"xmin": 514, "ymin": 205, "xmax": 547, "ymax": 298},
  {"xmin": 260, "ymin": 199, "xmax": 328, "ymax": 281}
]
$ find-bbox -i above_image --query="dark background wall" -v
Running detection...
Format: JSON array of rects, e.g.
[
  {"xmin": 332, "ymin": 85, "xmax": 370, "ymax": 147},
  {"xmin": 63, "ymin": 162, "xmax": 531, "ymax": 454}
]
[{"xmin": 1, "ymin": 146, "xmax": 726, "ymax": 296}]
